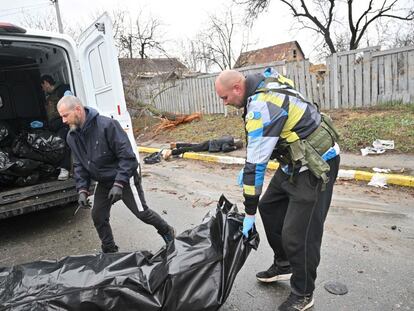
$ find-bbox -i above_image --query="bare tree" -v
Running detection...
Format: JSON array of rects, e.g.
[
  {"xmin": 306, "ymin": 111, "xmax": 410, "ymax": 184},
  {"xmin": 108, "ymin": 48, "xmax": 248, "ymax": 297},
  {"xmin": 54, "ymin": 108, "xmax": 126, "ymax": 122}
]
[
  {"xmin": 238, "ymin": 0, "xmax": 414, "ymax": 53},
  {"xmin": 117, "ymin": 10, "xmax": 166, "ymax": 59},
  {"xmin": 194, "ymin": 7, "xmax": 253, "ymax": 71}
]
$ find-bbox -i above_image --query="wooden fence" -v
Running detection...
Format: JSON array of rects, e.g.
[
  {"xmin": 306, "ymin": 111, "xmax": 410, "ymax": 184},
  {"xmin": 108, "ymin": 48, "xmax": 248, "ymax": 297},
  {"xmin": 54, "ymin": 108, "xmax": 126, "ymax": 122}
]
[{"xmin": 129, "ymin": 45, "xmax": 414, "ymax": 114}]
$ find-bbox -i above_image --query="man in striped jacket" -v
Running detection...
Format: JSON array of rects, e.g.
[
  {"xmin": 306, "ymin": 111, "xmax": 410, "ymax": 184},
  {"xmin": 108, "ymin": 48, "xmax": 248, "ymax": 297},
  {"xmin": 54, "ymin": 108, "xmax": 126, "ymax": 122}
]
[{"xmin": 215, "ymin": 68, "xmax": 340, "ymax": 311}]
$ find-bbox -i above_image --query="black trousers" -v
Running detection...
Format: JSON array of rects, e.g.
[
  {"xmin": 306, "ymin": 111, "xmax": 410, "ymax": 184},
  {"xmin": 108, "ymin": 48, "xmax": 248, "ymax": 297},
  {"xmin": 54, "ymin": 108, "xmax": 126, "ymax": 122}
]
[
  {"xmin": 92, "ymin": 171, "xmax": 170, "ymax": 248},
  {"xmin": 171, "ymin": 141, "xmax": 210, "ymax": 156},
  {"xmin": 258, "ymin": 156, "xmax": 340, "ymax": 296}
]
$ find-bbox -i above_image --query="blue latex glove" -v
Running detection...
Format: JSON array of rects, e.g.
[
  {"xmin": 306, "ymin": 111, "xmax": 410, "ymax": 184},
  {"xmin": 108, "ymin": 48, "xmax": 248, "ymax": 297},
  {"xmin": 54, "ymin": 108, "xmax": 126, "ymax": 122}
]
[
  {"xmin": 237, "ymin": 168, "xmax": 244, "ymax": 187},
  {"xmin": 30, "ymin": 120, "xmax": 44, "ymax": 129},
  {"xmin": 242, "ymin": 214, "xmax": 256, "ymax": 238}
]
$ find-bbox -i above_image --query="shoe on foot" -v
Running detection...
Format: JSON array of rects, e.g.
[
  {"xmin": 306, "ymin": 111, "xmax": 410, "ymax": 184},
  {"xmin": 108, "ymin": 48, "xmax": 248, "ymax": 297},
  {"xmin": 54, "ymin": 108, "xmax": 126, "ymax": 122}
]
[
  {"xmin": 160, "ymin": 226, "xmax": 176, "ymax": 244},
  {"xmin": 256, "ymin": 263, "xmax": 292, "ymax": 283},
  {"xmin": 278, "ymin": 292, "xmax": 314, "ymax": 311},
  {"xmin": 58, "ymin": 168, "xmax": 69, "ymax": 180},
  {"xmin": 101, "ymin": 244, "xmax": 119, "ymax": 253}
]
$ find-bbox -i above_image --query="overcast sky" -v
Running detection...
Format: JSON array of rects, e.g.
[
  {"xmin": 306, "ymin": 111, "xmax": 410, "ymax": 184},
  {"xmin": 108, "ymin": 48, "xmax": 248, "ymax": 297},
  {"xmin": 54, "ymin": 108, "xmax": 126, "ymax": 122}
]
[
  {"xmin": 1, "ymin": 0, "xmax": 413, "ymax": 63},
  {"xmin": 0, "ymin": 0, "xmax": 317, "ymax": 57}
]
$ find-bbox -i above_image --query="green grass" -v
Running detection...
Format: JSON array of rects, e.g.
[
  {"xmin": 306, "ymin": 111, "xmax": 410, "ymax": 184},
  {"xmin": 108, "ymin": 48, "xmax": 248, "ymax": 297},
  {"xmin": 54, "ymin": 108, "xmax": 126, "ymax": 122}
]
[{"xmin": 333, "ymin": 107, "xmax": 414, "ymax": 153}]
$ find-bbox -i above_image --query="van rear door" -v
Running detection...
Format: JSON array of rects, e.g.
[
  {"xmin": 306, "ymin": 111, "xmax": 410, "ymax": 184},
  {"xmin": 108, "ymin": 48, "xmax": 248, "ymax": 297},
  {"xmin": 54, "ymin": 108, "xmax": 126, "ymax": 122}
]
[
  {"xmin": 77, "ymin": 12, "xmax": 126, "ymax": 117},
  {"xmin": 77, "ymin": 13, "xmax": 139, "ymax": 160}
]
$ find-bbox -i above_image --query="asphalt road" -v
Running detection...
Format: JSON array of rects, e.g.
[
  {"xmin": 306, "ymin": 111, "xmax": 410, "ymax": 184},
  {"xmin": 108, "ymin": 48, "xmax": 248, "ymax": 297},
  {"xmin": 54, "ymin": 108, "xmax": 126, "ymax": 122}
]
[{"xmin": 1, "ymin": 159, "xmax": 413, "ymax": 310}]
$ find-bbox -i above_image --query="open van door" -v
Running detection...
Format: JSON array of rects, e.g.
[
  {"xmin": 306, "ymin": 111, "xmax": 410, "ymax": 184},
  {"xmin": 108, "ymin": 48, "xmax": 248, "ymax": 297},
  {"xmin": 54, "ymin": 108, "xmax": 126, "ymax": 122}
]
[{"xmin": 77, "ymin": 13, "xmax": 139, "ymax": 160}]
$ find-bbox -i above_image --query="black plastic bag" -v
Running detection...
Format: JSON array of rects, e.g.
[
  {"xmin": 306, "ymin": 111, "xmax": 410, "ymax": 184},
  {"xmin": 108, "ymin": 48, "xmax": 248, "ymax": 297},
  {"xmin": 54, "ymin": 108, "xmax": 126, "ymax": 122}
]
[
  {"xmin": 14, "ymin": 171, "xmax": 40, "ymax": 186},
  {"xmin": 0, "ymin": 122, "xmax": 14, "ymax": 148},
  {"xmin": 143, "ymin": 150, "xmax": 163, "ymax": 164},
  {"xmin": 0, "ymin": 195, "xmax": 259, "ymax": 311},
  {"xmin": 12, "ymin": 130, "xmax": 65, "ymax": 164},
  {"xmin": 0, "ymin": 151, "xmax": 14, "ymax": 172}
]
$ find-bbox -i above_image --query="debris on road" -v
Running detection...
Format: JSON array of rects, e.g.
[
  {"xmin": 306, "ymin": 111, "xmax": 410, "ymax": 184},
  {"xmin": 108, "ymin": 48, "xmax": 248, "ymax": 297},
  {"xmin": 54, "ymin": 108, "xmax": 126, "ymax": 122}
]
[
  {"xmin": 367, "ymin": 173, "xmax": 388, "ymax": 188},
  {"xmin": 324, "ymin": 281, "xmax": 348, "ymax": 295}
]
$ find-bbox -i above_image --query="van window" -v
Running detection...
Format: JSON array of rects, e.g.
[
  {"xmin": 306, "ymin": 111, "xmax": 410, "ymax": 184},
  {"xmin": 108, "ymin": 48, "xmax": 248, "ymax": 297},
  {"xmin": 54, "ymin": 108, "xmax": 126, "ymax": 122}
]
[{"xmin": 88, "ymin": 42, "xmax": 111, "ymax": 89}]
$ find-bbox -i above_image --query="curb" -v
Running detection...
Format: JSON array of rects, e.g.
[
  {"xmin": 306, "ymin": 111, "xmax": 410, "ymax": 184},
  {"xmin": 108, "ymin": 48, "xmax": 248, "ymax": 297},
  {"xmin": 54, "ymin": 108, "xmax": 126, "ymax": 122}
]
[{"xmin": 138, "ymin": 146, "xmax": 414, "ymax": 188}]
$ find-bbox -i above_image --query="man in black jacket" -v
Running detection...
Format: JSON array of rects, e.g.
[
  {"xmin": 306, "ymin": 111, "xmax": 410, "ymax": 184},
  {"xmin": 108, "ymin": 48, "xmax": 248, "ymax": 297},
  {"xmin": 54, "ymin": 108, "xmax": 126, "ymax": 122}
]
[
  {"xmin": 40, "ymin": 74, "xmax": 72, "ymax": 180},
  {"xmin": 57, "ymin": 95, "xmax": 175, "ymax": 253}
]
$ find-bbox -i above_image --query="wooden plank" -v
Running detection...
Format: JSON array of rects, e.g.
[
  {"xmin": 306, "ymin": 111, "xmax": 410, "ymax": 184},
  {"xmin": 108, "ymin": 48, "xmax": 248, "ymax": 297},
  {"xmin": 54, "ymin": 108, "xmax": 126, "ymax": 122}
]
[
  {"xmin": 332, "ymin": 53, "xmax": 339, "ymax": 109},
  {"xmin": 348, "ymin": 54, "xmax": 355, "ymax": 107},
  {"xmin": 317, "ymin": 74, "xmax": 325, "ymax": 109},
  {"xmin": 391, "ymin": 53, "xmax": 398, "ymax": 100},
  {"xmin": 304, "ymin": 60, "xmax": 313, "ymax": 102},
  {"xmin": 398, "ymin": 52, "xmax": 408, "ymax": 94},
  {"xmin": 363, "ymin": 51, "xmax": 372, "ymax": 107},
  {"xmin": 311, "ymin": 73, "xmax": 318, "ymax": 105},
  {"xmin": 298, "ymin": 61, "xmax": 306, "ymax": 95},
  {"xmin": 371, "ymin": 57, "xmax": 378, "ymax": 105},
  {"xmin": 372, "ymin": 45, "xmax": 414, "ymax": 57},
  {"xmin": 340, "ymin": 54, "xmax": 349, "ymax": 108},
  {"xmin": 324, "ymin": 56, "xmax": 331, "ymax": 110},
  {"xmin": 408, "ymin": 50, "xmax": 414, "ymax": 101},
  {"xmin": 355, "ymin": 59, "xmax": 363, "ymax": 107},
  {"xmin": 378, "ymin": 55, "xmax": 385, "ymax": 102},
  {"xmin": 384, "ymin": 54, "xmax": 392, "ymax": 101}
]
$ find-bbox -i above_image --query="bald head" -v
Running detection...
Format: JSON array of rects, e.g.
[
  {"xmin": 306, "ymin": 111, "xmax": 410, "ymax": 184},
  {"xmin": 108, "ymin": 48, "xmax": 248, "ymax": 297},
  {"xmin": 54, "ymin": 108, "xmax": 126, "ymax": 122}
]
[
  {"xmin": 57, "ymin": 95, "xmax": 83, "ymax": 111},
  {"xmin": 57, "ymin": 95, "xmax": 86, "ymax": 130},
  {"xmin": 215, "ymin": 70, "xmax": 246, "ymax": 108}
]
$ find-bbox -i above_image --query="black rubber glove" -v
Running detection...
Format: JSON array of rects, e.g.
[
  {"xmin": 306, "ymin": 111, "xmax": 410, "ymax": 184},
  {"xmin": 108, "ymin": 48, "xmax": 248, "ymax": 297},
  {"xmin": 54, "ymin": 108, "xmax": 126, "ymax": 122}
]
[
  {"xmin": 108, "ymin": 185, "xmax": 123, "ymax": 204},
  {"xmin": 78, "ymin": 192, "xmax": 90, "ymax": 208}
]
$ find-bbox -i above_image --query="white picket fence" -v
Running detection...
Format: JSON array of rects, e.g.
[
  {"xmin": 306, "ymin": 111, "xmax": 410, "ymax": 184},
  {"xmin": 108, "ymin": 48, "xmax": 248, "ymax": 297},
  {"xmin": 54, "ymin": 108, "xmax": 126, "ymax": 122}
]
[{"xmin": 130, "ymin": 45, "xmax": 414, "ymax": 114}]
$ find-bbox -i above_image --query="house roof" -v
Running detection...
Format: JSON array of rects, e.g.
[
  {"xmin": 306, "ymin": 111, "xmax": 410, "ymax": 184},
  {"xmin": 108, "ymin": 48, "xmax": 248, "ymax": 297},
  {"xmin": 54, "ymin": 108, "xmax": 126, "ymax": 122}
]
[
  {"xmin": 233, "ymin": 41, "xmax": 305, "ymax": 68},
  {"xmin": 118, "ymin": 57, "xmax": 188, "ymax": 75}
]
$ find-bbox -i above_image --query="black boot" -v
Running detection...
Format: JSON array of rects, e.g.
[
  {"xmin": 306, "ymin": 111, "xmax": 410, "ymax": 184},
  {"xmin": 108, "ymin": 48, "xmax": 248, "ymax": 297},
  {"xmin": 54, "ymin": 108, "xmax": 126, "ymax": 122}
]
[{"xmin": 101, "ymin": 244, "xmax": 119, "ymax": 253}]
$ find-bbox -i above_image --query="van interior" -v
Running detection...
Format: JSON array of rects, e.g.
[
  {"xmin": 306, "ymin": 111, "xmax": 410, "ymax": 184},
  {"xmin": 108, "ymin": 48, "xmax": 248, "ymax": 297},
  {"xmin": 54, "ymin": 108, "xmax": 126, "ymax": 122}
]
[
  {"xmin": 0, "ymin": 40, "xmax": 71, "ymax": 124},
  {"xmin": 0, "ymin": 39, "xmax": 72, "ymax": 190}
]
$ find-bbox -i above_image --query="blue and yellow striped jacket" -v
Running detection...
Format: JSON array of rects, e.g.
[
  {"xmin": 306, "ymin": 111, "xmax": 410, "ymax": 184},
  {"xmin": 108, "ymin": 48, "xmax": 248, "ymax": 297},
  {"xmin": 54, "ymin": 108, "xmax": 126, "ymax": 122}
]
[{"xmin": 242, "ymin": 68, "xmax": 321, "ymax": 199}]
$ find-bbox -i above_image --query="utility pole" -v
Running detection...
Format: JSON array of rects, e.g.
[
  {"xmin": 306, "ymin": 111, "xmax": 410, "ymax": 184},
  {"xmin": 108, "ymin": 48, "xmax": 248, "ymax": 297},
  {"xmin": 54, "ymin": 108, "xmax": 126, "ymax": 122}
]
[{"xmin": 50, "ymin": 0, "xmax": 63, "ymax": 34}]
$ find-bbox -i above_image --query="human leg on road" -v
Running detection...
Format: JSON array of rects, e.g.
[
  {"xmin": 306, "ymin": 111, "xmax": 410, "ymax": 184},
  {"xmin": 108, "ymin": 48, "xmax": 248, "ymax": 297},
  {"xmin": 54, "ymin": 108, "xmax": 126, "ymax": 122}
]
[{"xmin": 121, "ymin": 172, "xmax": 175, "ymax": 243}]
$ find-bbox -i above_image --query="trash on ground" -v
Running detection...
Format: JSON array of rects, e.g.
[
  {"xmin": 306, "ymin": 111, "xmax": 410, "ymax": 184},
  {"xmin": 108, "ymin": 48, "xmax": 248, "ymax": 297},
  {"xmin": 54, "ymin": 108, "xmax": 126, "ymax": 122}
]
[
  {"xmin": 367, "ymin": 173, "xmax": 388, "ymax": 188},
  {"xmin": 361, "ymin": 146, "xmax": 386, "ymax": 156},
  {"xmin": 372, "ymin": 139, "xmax": 394, "ymax": 150},
  {"xmin": 372, "ymin": 167, "xmax": 391, "ymax": 173},
  {"xmin": 361, "ymin": 139, "xmax": 394, "ymax": 156},
  {"xmin": 0, "ymin": 195, "xmax": 259, "ymax": 311},
  {"xmin": 324, "ymin": 281, "xmax": 348, "ymax": 295}
]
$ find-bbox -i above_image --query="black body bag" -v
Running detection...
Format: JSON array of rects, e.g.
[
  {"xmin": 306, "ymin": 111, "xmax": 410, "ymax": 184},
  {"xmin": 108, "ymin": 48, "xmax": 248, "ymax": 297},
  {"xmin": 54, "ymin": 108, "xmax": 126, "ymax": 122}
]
[{"xmin": 0, "ymin": 195, "xmax": 259, "ymax": 311}]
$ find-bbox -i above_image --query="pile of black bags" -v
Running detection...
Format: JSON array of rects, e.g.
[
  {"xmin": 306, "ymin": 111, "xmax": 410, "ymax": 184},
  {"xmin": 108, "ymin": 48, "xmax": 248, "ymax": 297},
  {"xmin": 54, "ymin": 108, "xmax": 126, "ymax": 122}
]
[
  {"xmin": 0, "ymin": 195, "xmax": 260, "ymax": 311},
  {"xmin": 0, "ymin": 121, "xmax": 65, "ymax": 187}
]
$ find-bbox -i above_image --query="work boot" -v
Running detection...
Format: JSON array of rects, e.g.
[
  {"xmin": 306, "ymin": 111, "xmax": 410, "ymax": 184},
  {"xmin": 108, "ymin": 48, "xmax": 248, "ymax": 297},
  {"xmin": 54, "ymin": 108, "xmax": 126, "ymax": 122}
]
[
  {"xmin": 160, "ymin": 226, "xmax": 176, "ymax": 244},
  {"xmin": 58, "ymin": 168, "xmax": 69, "ymax": 181},
  {"xmin": 278, "ymin": 292, "xmax": 314, "ymax": 311},
  {"xmin": 101, "ymin": 244, "xmax": 119, "ymax": 253},
  {"xmin": 256, "ymin": 263, "xmax": 292, "ymax": 283}
]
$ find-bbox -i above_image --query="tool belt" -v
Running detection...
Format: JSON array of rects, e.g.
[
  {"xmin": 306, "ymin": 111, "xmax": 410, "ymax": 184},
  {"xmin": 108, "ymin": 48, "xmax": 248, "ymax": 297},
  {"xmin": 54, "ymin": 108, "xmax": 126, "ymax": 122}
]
[{"xmin": 272, "ymin": 113, "xmax": 340, "ymax": 186}]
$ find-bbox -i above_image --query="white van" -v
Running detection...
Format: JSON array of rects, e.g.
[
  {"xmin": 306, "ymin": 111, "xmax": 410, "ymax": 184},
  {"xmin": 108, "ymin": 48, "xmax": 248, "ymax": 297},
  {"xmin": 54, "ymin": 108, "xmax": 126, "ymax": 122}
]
[{"xmin": 0, "ymin": 13, "xmax": 139, "ymax": 218}]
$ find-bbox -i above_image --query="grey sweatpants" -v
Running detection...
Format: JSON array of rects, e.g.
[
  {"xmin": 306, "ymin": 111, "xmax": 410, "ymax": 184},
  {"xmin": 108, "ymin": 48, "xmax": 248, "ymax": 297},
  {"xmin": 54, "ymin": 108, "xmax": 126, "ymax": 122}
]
[{"xmin": 91, "ymin": 171, "xmax": 170, "ymax": 248}]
